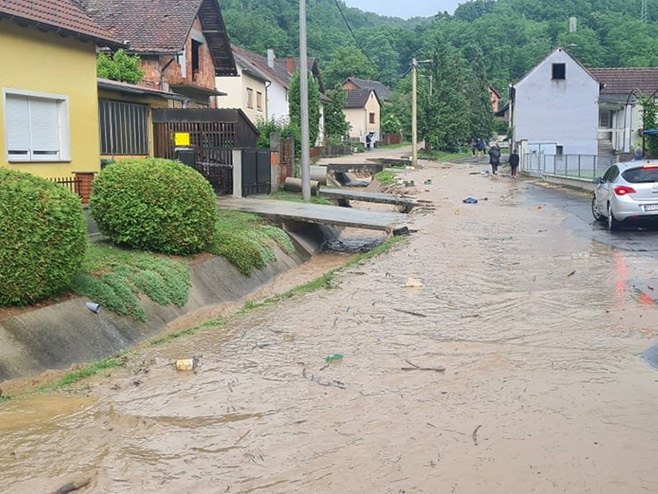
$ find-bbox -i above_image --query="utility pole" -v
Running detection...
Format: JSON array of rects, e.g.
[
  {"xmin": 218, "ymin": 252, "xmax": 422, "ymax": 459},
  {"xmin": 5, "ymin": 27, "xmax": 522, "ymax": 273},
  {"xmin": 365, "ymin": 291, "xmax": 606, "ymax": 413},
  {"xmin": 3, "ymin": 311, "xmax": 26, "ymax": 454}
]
[
  {"xmin": 411, "ymin": 58, "xmax": 418, "ymax": 168},
  {"xmin": 299, "ymin": 0, "xmax": 311, "ymax": 201},
  {"xmin": 411, "ymin": 58, "xmax": 432, "ymax": 169}
]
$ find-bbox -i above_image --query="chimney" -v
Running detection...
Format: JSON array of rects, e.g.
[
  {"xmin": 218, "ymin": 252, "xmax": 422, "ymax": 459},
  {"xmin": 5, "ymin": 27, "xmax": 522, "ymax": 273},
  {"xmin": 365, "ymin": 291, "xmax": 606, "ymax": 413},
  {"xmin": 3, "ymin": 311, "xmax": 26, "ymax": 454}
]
[
  {"xmin": 287, "ymin": 57, "xmax": 295, "ymax": 74},
  {"xmin": 267, "ymin": 49, "xmax": 275, "ymax": 68}
]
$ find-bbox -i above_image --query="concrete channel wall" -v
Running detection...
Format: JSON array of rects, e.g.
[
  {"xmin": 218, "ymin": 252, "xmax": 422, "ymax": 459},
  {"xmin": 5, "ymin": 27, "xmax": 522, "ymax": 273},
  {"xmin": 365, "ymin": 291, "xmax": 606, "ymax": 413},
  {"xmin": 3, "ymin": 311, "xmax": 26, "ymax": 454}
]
[{"xmin": 0, "ymin": 243, "xmax": 314, "ymax": 382}]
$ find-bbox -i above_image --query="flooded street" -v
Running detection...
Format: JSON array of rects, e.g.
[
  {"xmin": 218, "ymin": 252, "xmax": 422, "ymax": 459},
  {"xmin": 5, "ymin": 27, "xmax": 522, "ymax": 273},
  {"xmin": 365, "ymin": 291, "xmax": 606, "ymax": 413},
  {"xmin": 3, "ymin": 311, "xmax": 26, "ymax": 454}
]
[{"xmin": 2, "ymin": 159, "xmax": 658, "ymax": 493}]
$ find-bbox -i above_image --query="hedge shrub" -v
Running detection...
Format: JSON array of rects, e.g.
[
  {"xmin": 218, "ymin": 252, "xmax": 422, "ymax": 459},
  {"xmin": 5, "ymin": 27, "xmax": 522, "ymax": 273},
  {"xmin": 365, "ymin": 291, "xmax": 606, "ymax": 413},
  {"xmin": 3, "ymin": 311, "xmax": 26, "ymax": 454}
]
[
  {"xmin": 0, "ymin": 169, "xmax": 87, "ymax": 306},
  {"xmin": 90, "ymin": 159, "xmax": 218, "ymax": 255}
]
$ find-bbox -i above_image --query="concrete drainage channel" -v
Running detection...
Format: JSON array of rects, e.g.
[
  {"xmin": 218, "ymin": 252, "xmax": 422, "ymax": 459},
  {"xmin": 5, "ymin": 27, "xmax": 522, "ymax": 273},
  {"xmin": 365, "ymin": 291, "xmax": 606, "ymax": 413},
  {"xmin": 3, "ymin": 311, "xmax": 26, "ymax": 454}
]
[{"xmin": 0, "ymin": 223, "xmax": 368, "ymax": 383}]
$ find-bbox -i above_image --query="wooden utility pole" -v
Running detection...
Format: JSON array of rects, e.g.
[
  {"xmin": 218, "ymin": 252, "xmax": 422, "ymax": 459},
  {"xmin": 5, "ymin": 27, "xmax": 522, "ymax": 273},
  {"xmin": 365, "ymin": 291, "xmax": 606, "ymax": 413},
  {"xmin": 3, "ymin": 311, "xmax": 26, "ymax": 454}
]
[{"xmin": 300, "ymin": 0, "xmax": 311, "ymax": 201}]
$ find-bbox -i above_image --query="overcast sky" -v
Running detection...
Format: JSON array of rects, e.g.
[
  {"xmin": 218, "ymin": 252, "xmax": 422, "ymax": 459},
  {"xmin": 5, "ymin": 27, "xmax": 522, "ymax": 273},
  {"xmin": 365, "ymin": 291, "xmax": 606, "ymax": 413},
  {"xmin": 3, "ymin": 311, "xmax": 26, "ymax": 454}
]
[{"xmin": 343, "ymin": 0, "xmax": 464, "ymax": 19}]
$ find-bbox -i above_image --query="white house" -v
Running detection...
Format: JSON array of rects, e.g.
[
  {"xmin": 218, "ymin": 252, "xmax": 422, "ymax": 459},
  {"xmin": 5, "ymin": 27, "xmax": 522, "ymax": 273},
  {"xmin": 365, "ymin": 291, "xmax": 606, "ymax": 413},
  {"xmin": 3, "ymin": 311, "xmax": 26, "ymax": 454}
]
[
  {"xmin": 344, "ymin": 88, "xmax": 381, "ymax": 147},
  {"xmin": 511, "ymin": 48, "xmax": 600, "ymax": 158},
  {"xmin": 215, "ymin": 45, "xmax": 270, "ymax": 125},
  {"xmin": 588, "ymin": 67, "xmax": 658, "ymax": 156},
  {"xmin": 216, "ymin": 47, "xmax": 328, "ymax": 144}
]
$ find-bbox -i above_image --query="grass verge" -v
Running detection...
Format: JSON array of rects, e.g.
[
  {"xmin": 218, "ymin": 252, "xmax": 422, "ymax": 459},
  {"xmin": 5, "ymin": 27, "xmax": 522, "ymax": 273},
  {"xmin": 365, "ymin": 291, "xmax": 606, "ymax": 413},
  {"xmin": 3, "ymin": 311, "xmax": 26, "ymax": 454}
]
[
  {"xmin": 237, "ymin": 235, "xmax": 406, "ymax": 316},
  {"xmin": 35, "ymin": 354, "xmax": 128, "ymax": 393},
  {"xmin": 268, "ymin": 189, "xmax": 332, "ymax": 205},
  {"xmin": 374, "ymin": 169, "xmax": 400, "ymax": 186},
  {"xmin": 419, "ymin": 149, "xmax": 471, "ymax": 161},
  {"xmin": 72, "ymin": 243, "xmax": 190, "ymax": 321}
]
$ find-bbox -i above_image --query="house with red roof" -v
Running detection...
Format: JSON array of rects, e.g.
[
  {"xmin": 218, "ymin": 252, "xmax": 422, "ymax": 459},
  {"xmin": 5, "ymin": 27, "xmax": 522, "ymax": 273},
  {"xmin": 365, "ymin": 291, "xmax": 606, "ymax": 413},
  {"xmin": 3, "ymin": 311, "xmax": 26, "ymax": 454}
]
[
  {"xmin": 82, "ymin": 0, "xmax": 236, "ymax": 108},
  {"xmin": 344, "ymin": 88, "xmax": 381, "ymax": 148},
  {"xmin": 0, "ymin": 0, "xmax": 123, "ymax": 196},
  {"xmin": 511, "ymin": 48, "xmax": 658, "ymax": 171}
]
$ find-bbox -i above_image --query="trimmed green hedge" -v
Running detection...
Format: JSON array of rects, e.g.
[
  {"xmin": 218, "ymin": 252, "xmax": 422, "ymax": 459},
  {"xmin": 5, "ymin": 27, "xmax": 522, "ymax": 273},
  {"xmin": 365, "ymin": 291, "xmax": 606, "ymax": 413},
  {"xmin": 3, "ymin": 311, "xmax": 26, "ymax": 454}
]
[
  {"xmin": 90, "ymin": 159, "xmax": 218, "ymax": 255},
  {"xmin": 0, "ymin": 169, "xmax": 87, "ymax": 306}
]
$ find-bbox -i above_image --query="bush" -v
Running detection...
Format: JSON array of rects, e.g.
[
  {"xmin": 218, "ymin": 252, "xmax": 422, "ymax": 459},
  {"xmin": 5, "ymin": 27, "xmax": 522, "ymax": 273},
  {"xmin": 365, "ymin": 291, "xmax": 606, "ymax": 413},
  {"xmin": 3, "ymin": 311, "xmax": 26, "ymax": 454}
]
[
  {"xmin": 0, "ymin": 169, "xmax": 87, "ymax": 306},
  {"xmin": 210, "ymin": 211, "xmax": 295, "ymax": 276},
  {"xmin": 90, "ymin": 159, "xmax": 218, "ymax": 255}
]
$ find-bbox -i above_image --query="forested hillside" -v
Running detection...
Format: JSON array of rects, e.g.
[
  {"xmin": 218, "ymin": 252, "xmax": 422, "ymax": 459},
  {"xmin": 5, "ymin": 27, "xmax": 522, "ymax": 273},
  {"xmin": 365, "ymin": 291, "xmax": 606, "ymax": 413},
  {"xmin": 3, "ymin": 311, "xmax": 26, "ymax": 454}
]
[{"xmin": 221, "ymin": 0, "xmax": 658, "ymax": 92}]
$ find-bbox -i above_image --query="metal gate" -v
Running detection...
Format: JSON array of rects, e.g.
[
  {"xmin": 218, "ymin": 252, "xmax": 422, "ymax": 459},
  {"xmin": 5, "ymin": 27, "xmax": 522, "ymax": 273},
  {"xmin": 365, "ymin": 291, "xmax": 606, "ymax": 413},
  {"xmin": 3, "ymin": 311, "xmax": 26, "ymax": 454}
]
[{"xmin": 242, "ymin": 149, "xmax": 271, "ymax": 196}]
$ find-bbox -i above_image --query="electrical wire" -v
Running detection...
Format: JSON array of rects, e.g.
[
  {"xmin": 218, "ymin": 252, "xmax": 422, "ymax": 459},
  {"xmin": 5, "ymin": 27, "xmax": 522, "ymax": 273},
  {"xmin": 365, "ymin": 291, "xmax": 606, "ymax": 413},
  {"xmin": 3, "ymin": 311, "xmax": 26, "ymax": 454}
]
[{"xmin": 333, "ymin": 0, "xmax": 378, "ymax": 68}]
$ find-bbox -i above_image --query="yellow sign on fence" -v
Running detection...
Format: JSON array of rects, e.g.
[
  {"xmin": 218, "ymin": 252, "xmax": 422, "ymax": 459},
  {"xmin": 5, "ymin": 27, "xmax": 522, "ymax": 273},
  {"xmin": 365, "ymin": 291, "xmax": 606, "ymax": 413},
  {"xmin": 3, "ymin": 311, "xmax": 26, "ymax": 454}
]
[{"xmin": 174, "ymin": 132, "xmax": 191, "ymax": 146}]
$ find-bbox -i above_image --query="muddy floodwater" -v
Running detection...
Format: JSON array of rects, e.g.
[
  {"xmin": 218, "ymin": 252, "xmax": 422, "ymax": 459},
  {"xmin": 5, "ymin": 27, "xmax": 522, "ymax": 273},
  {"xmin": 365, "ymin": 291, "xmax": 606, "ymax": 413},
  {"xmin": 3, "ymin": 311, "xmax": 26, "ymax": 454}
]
[{"xmin": 2, "ymin": 160, "xmax": 658, "ymax": 493}]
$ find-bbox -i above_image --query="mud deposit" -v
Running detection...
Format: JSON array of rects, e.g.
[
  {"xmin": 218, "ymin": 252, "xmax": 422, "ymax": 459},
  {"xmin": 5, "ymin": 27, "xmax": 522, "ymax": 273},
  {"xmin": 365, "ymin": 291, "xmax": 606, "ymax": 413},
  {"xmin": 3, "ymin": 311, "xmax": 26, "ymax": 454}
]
[{"xmin": 2, "ymin": 161, "xmax": 658, "ymax": 493}]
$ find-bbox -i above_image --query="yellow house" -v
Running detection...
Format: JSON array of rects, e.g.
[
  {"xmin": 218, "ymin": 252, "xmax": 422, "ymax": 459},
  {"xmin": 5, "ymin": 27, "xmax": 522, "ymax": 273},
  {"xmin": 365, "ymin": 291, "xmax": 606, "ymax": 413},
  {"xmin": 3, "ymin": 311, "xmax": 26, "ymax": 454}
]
[
  {"xmin": 0, "ymin": 0, "xmax": 122, "ymax": 184},
  {"xmin": 345, "ymin": 89, "xmax": 381, "ymax": 148}
]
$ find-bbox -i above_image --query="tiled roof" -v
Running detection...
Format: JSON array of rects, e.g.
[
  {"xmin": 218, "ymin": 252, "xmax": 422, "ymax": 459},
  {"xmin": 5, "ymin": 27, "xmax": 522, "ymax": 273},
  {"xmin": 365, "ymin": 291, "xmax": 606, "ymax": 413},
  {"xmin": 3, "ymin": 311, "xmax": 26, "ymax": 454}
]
[
  {"xmin": 589, "ymin": 67, "xmax": 658, "ymax": 96},
  {"xmin": 346, "ymin": 77, "xmax": 391, "ymax": 100},
  {"xmin": 0, "ymin": 0, "xmax": 121, "ymax": 47},
  {"xmin": 82, "ymin": 0, "xmax": 200, "ymax": 52},
  {"xmin": 345, "ymin": 88, "xmax": 375, "ymax": 108},
  {"xmin": 82, "ymin": 0, "xmax": 236, "ymax": 75}
]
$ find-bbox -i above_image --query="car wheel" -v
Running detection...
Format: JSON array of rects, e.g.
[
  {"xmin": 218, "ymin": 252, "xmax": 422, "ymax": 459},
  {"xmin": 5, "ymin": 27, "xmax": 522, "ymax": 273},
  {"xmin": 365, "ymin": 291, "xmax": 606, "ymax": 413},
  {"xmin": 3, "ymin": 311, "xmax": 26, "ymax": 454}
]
[
  {"xmin": 591, "ymin": 196, "xmax": 605, "ymax": 222},
  {"xmin": 608, "ymin": 203, "xmax": 622, "ymax": 232}
]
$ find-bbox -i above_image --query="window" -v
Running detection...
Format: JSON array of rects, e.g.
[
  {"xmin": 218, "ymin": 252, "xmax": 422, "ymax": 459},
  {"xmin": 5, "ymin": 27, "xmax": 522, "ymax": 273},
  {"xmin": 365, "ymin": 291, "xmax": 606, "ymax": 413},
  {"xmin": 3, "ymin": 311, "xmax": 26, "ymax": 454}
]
[
  {"xmin": 599, "ymin": 110, "xmax": 613, "ymax": 128},
  {"xmin": 256, "ymin": 91, "xmax": 263, "ymax": 111},
  {"xmin": 556, "ymin": 145, "xmax": 563, "ymax": 156},
  {"xmin": 191, "ymin": 39, "xmax": 201, "ymax": 80},
  {"xmin": 369, "ymin": 112, "xmax": 375, "ymax": 124},
  {"xmin": 603, "ymin": 166, "xmax": 619, "ymax": 182},
  {"xmin": 552, "ymin": 63, "xmax": 566, "ymax": 80},
  {"xmin": 99, "ymin": 100, "xmax": 149, "ymax": 155},
  {"xmin": 247, "ymin": 88, "xmax": 254, "ymax": 109},
  {"xmin": 4, "ymin": 90, "xmax": 70, "ymax": 162}
]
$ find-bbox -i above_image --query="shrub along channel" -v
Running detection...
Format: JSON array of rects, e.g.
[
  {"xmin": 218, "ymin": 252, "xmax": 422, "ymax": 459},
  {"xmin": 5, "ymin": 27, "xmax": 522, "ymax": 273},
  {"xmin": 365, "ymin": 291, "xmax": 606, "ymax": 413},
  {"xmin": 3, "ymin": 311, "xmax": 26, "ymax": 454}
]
[{"xmin": 0, "ymin": 160, "xmax": 298, "ymax": 322}]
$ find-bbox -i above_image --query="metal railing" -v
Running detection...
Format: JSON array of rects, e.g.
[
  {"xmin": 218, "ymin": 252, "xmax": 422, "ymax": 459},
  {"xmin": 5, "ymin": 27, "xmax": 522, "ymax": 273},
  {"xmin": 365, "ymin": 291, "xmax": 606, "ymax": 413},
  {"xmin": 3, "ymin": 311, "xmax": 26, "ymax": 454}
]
[{"xmin": 522, "ymin": 154, "xmax": 614, "ymax": 180}]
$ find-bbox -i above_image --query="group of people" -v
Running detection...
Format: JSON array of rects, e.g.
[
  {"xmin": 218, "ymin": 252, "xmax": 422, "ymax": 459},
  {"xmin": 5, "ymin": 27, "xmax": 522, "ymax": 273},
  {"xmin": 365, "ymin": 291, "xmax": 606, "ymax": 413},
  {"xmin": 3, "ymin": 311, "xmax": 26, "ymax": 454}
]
[{"xmin": 470, "ymin": 138, "xmax": 519, "ymax": 178}]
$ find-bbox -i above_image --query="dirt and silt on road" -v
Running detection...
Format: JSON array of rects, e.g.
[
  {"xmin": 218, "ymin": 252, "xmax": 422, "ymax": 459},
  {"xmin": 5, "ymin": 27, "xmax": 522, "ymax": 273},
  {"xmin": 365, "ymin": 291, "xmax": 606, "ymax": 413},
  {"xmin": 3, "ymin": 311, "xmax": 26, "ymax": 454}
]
[{"xmin": 2, "ymin": 156, "xmax": 658, "ymax": 493}]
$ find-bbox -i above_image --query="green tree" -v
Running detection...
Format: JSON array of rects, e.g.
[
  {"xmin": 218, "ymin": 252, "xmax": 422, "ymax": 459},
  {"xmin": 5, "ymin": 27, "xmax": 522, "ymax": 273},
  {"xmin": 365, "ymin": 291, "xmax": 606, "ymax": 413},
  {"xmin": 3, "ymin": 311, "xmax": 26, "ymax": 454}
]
[
  {"xmin": 420, "ymin": 44, "xmax": 470, "ymax": 151},
  {"xmin": 97, "ymin": 49, "xmax": 144, "ymax": 84},
  {"xmin": 324, "ymin": 86, "xmax": 350, "ymax": 142},
  {"xmin": 466, "ymin": 48, "xmax": 495, "ymax": 141},
  {"xmin": 323, "ymin": 46, "xmax": 378, "ymax": 89},
  {"xmin": 288, "ymin": 70, "xmax": 321, "ymax": 150}
]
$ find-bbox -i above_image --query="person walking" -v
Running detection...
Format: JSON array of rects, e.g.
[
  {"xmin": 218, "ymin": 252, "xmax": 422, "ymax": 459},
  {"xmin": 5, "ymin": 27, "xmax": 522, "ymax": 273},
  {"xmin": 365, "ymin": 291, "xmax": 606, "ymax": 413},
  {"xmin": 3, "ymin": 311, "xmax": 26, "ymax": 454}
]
[
  {"xmin": 470, "ymin": 138, "xmax": 477, "ymax": 159},
  {"xmin": 508, "ymin": 148, "xmax": 520, "ymax": 178},
  {"xmin": 477, "ymin": 138, "xmax": 486, "ymax": 159},
  {"xmin": 488, "ymin": 143, "xmax": 501, "ymax": 175}
]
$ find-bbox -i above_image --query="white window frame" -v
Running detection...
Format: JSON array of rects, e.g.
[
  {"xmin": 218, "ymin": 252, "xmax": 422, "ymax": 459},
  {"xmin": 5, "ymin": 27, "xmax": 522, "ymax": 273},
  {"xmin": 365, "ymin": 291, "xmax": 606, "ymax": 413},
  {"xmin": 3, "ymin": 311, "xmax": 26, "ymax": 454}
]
[{"xmin": 3, "ymin": 88, "xmax": 71, "ymax": 163}]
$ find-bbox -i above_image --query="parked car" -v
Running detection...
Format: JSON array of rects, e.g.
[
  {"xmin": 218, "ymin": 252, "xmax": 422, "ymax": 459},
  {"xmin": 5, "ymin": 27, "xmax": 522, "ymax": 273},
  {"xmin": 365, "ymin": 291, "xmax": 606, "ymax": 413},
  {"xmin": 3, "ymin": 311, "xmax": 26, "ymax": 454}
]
[{"xmin": 592, "ymin": 160, "xmax": 658, "ymax": 231}]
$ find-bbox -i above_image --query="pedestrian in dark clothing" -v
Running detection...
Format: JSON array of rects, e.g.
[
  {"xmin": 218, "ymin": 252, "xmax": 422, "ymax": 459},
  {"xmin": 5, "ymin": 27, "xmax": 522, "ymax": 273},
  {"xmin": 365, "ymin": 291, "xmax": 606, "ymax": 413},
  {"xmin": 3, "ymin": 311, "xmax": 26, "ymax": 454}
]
[
  {"xmin": 477, "ymin": 138, "xmax": 486, "ymax": 157},
  {"xmin": 470, "ymin": 138, "xmax": 477, "ymax": 158},
  {"xmin": 488, "ymin": 144, "xmax": 501, "ymax": 175},
  {"xmin": 508, "ymin": 149, "xmax": 520, "ymax": 178}
]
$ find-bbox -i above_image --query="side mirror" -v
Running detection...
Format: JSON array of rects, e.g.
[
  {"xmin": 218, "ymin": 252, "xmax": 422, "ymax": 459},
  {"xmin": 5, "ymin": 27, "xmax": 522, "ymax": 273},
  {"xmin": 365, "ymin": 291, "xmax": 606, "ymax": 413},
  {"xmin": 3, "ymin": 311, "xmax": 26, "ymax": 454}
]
[{"xmin": 593, "ymin": 177, "xmax": 603, "ymax": 184}]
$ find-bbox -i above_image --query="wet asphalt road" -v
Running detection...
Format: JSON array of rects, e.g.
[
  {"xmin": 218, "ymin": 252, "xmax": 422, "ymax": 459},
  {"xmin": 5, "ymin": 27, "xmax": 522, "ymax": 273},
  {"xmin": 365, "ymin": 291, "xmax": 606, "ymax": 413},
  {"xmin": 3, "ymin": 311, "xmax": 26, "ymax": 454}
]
[{"xmin": 526, "ymin": 183, "xmax": 658, "ymax": 258}]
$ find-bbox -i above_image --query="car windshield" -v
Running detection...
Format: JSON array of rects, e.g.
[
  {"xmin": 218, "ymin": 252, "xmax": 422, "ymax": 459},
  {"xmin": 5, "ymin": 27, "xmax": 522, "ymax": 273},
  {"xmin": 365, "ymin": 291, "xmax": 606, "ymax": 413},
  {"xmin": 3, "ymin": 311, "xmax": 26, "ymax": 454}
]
[{"xmin": 622, "ymin": 167, "xmax": 658, "ymax": 184}]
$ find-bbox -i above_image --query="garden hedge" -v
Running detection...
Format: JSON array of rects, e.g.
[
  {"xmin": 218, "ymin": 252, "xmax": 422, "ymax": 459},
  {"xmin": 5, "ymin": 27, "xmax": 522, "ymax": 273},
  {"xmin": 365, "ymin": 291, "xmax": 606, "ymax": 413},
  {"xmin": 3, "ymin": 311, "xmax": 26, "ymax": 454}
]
[
  {"xmin": 0, "ymin": 169, "xmax": 87, "ymax": 306},
  {"xmin": 90, "ymin": 158, "xmax": 218, "ymax": 255}
]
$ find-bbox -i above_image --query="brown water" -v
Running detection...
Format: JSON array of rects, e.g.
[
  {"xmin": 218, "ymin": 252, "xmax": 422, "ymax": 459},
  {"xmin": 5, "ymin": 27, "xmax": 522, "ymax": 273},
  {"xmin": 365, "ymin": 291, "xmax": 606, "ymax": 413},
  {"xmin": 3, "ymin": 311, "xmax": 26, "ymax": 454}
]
[{"xmin": 2, "ymin": 162, "xmax": 658, "ymax": 493}]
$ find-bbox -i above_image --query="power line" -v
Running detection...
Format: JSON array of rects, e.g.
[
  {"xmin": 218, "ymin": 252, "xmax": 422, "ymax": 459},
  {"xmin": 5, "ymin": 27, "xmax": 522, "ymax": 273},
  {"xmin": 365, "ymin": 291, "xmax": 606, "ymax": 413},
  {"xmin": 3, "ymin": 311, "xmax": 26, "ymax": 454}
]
[{"xmin": 333, "ymin": 0, "xmax": 377, "ymax": 68}]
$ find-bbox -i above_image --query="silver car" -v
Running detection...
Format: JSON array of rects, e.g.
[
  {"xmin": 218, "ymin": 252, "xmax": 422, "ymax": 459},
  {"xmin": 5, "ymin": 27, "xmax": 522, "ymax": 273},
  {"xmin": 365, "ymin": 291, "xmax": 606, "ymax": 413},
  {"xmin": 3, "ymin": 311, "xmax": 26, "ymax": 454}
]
[{"xmin": 592, "ymin": 160, "xmax": 658, "ymax": 231}]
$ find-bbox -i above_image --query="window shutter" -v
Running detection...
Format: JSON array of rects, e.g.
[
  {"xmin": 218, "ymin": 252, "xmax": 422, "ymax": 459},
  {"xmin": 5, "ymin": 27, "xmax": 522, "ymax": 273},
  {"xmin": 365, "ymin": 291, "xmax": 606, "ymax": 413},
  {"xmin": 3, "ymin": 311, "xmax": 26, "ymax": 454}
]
[
  {"xmin": 5, "ymin": 94, "xmax": 31, "ymax": 159},
  {"xmin": 29, "ymin": 97, "xmax": 60, "ymax": 158}
]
